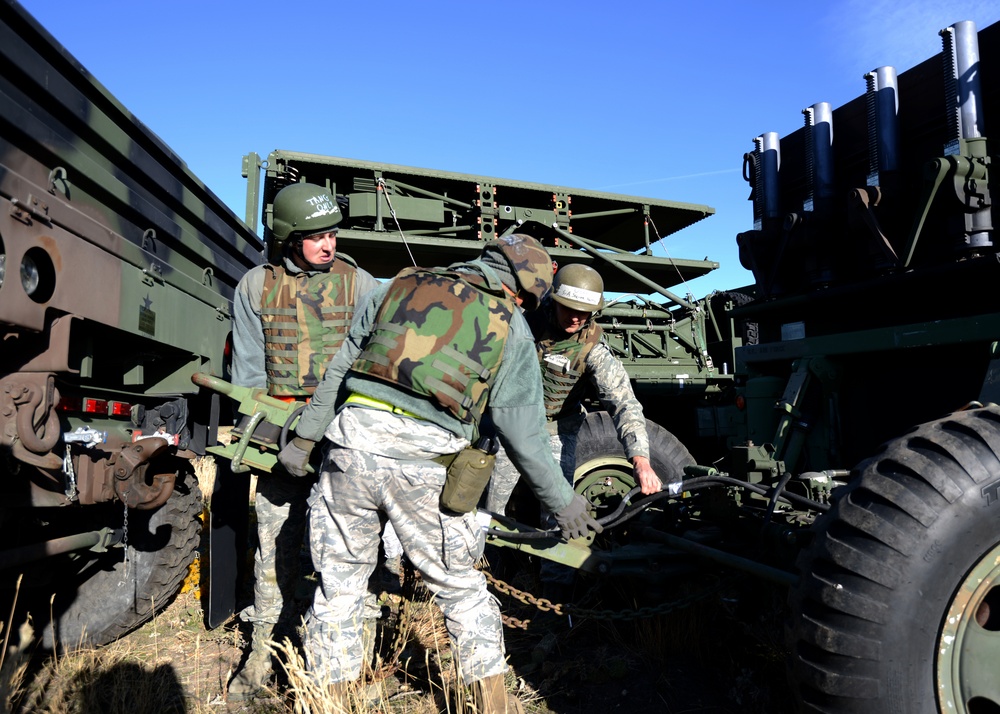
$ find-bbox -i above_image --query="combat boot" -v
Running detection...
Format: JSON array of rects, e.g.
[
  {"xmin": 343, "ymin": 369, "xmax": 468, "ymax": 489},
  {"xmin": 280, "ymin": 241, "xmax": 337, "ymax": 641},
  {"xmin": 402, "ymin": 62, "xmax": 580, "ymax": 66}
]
[
  {"xmin": 470, "ymin": 674, "xmax": 525, "ymax": 714},
  {"xmin": 228, "ymin": 624, "xmax": 274, "ymax": 701}
]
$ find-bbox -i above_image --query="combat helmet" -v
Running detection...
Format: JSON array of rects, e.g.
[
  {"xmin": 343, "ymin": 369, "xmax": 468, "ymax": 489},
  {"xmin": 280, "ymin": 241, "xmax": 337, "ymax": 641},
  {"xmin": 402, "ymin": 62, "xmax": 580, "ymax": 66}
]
[
  {"xmin": 552, "ymin": 264, "xmax": 605, "ymax": 312},
  {"xmin": 270, "ymin": 182, "xmax": 342, "ymax": 242},
  {"xmin": 488, "ymin": 234, "xmax": 552, "ymax": 311}
]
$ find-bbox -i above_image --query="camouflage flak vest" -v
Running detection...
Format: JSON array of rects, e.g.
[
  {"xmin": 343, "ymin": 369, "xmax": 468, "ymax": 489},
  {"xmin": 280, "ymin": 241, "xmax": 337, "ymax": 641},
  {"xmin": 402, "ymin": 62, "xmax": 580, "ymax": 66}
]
[
  {"xmin": 351, "ymin": 267, "xmax": 514, "ymax": 425},
  {"xmin": 260, "ymin": 260, "xmax": 357, "ymax": 397},
  {"xmin": 529, "ymin": 307, "xmax": 603, "ymax": 421}
]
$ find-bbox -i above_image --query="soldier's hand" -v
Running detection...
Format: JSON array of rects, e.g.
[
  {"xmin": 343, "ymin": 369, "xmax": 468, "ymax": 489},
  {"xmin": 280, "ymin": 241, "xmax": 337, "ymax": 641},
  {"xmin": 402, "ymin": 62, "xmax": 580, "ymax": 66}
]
[
  {"xmin": 277, "ymin": 436, "xmax": 317, "ymax": 477},
  {"xmin": 553, "ymin": 493, "xmax": 603, "ymax": 541},
  {"xmin": 632, "ymin": 455, "xmax": 662, "ymax": 495}
]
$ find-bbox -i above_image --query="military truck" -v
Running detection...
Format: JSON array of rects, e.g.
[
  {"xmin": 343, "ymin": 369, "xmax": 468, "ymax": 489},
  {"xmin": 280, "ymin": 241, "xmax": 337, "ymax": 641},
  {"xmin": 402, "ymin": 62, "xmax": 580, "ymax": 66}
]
[
  {"xmin": 4, "ymin": 0, "xmax": 996, "ymax": 710},
  {"xmin": 224, "ymin": 149, "xmax": 731, "ymax": 471},
  {"xmin": 734, "ymin": 20, "xmax": 999, "ymax": 714},
  {"xmin": 0, "ymin": 0, "xmax": 261, "ymax": 647},
  {"xmin": 227, "ymin": 18, "xmax": 998, "ymax": 714}
]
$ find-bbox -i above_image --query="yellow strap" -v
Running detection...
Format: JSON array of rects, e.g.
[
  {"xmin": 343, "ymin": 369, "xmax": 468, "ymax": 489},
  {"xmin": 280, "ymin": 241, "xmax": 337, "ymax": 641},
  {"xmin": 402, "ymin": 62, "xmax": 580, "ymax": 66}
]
[{"xmin": 345, "ymin": 392, "xmax": 421, "ymax": 420}]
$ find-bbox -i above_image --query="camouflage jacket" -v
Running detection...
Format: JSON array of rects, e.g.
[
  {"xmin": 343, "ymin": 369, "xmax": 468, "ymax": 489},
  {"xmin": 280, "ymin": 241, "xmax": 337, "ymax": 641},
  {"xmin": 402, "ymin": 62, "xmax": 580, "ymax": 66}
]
[
  {"xmin": 351, "ymin": 266, "xmax": 513, "ymax": 425},
  {"xmin": 295, "ymin": 259, "xmax": 575, "ymax": 513},
  {"xmin": 530, "ymin": 303, "xmax": 649, "ymax": 459},
  {"xmin": 231, "ymin": 253, "xmax": 378, "ymax": 390}
]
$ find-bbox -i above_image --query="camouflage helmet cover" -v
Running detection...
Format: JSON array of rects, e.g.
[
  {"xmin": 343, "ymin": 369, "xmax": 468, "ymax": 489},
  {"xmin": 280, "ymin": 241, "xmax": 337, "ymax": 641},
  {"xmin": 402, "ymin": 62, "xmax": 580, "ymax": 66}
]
[
  {"xmin": 270, "ymin": 182, "xmax": 342, "ymax": 241},
  {"xmin": 487, "ymin": 234, "xmax": 552, "ymax": 311},
  {"xmin": 552, "ymin": 263, "xmax": 605, "ymax": 312}
]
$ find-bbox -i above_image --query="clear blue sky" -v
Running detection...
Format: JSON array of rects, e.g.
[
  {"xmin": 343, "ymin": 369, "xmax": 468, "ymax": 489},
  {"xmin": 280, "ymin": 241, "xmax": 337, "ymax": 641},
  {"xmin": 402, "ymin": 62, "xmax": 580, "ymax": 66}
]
[{"xmin": 18, "ymin": 0, "xmax": 1000, "ymax": 297}]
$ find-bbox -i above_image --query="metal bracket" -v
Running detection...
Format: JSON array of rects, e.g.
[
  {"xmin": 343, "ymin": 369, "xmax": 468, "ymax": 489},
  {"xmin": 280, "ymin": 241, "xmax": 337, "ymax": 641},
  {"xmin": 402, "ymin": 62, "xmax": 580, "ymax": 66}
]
[{"xmin": 9, "ymin": 195, "xmax": 52, "ymax": 225}]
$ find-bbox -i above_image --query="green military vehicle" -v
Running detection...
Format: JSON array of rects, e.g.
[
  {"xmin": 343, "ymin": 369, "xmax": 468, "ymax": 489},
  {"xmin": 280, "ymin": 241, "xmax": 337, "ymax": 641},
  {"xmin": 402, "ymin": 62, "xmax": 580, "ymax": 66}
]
[
  {"xmin": 4, "ymin": 0, "xmax": 998, "ymax": 711},
  {"xmin": 736, "ymin": 20, "xmax": 1000, "ymax": 714},
  {"xmin": 226, "ymin": 18, "xmax": 998, "ymax": 714},
  {"xmin": 0, "ymin": 0, "xmax": 261, "ymax": 647}
]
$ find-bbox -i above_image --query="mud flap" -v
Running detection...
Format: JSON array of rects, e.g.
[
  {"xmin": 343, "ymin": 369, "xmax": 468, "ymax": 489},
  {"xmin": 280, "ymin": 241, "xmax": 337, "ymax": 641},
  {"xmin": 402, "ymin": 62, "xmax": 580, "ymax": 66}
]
[{"xmin": 205, "ymin": 458, "xmax": 251, "ymax": 629}]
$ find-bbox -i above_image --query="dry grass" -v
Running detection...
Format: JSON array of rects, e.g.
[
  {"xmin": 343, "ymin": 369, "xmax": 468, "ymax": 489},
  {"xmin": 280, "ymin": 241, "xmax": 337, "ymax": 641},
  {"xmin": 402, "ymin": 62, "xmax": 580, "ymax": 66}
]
[
  {"xmin": 15, "ymin": 637, "xmax": 191, "ymax": 713},
  {"xmin": 0, "ymin": 570, "xmax": 794, "ymax": 714},
  {"xmin": 0, "ymin": 574, "xmax": 538, "ymax": 714},
  {"xmin": 0, "ymin": 451, "xmax": 793, "ymax": 714}
]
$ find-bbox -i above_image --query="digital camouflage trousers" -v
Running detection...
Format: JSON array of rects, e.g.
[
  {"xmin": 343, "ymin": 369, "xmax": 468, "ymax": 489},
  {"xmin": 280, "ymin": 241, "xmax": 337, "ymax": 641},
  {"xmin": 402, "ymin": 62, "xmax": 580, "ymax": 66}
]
[{"xmin": 304, "ymin": 409, "xmax": 505, "ymax": 685}]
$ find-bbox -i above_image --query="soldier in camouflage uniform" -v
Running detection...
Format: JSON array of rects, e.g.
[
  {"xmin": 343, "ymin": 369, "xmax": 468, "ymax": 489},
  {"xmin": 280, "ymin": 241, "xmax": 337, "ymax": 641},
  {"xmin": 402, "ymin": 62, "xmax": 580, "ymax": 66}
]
[
  {"xmin": 228, "ymin": 182, "xmax": 379, "ymax": 700},
  {"xmin": 277, "ymin": 234, "xmax": 602, "ymax": 713},
  {"xmin": 485, "ymin": 264, "xmax": 661, "ymax": 592}
]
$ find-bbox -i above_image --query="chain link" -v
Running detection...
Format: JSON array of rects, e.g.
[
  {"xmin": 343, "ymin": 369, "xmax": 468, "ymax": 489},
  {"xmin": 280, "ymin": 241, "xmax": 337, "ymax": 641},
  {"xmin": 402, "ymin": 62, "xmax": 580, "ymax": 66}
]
[
  {"xmin": 62, "ymin": 444, "xmax": 78, "ymax": 501},
  {"xmin": 117, "ymin": 491, "xmax": 131, "ymax": 587},
  {"xmin": 482, "ymin": 567, "xmax": 739, "ymax": 630}
]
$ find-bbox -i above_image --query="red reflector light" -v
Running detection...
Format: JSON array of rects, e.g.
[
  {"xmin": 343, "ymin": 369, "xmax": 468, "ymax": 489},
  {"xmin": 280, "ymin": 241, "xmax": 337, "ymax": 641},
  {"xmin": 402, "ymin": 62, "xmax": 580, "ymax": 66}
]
[
  {"xmin": 82, "ymin": 397, "xmax": 108, "ymax": 414},
  {"xmin": 109, "ymin": 401, "xmax": 131, "ymax": 417},
  {"xmin": 735, "ymin": 395, "xmax": 746, "ymax": 411},
  {"xmin": 58, "ymin": 397, "xmax": 82, "ymax": 412}
]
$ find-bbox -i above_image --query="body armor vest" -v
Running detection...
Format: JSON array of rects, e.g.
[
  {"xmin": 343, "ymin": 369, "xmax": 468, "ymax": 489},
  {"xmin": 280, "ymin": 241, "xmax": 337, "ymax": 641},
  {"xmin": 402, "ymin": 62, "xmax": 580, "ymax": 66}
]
[
  {"xmin": 528, "ymin": 307, "xmax": 603, "ymax": 421},
  {"xmin": 260, "ymin": 259, "xmax": 357, "ymax": 397},
  {"xmin": 350, "ymin": 267, "xmax": 514, "ymax": 425}
]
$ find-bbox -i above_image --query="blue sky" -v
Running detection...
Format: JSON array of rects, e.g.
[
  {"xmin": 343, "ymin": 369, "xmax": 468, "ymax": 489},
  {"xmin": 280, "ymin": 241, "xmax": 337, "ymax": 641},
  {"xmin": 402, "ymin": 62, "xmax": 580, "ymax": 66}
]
[{"xmin": 18, "ymin": 0, "xmax": 1000, "ymax": 297}]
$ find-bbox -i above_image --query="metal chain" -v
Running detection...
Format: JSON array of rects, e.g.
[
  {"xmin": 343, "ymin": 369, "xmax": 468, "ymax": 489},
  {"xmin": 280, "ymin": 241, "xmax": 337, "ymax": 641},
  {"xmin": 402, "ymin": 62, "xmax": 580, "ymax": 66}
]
[
  {"xmin": 482, "ymin": 567, "xmax": 738, "ymax": 630},
  {"xmin": 117, "ymin": 491, "xmax": 131, "ymax": 587},
  {"xmin": 62, "ymin": 444, "xmax": 78, "ymax": 501}
]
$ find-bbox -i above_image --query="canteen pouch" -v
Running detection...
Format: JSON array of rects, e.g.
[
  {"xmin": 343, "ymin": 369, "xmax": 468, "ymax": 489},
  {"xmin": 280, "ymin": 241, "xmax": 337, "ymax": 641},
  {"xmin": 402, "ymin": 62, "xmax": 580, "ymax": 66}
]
[{"xmin": 439, "ymin": 446, "xmax": 496, "ymax": 514}]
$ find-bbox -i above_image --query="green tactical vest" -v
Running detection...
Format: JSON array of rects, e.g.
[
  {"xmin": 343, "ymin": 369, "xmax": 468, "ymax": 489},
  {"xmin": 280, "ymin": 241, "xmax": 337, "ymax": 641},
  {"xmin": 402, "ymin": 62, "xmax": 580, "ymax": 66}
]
[
  {"xmin": 529, "ymin": 306, "xmax": 603, "ymax": 421},
  {"xmin": 350, "ymin": 267, "xmax": 514, "ymax": 425},
  {"xmin": 260, "ymin": 258, "xmax": 357, "ymax": 397}
]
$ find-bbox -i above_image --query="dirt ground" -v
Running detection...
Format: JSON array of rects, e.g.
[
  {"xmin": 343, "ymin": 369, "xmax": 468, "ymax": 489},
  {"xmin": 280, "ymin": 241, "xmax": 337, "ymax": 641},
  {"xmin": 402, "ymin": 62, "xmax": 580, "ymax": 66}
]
[
  {"xmin": 17, "ymin": 542, "xmax": 795, "ymax": 714},
  {"xmin": 5, "ymin": 453, "xmax": 796, "ymax": 713}
]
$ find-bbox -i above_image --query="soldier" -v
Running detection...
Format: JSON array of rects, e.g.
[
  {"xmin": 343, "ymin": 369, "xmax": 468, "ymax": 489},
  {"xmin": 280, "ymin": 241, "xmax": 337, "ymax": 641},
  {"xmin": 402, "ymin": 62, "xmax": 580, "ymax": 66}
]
[
  {"xmin": 485, "ymin": 263, "xmax": 661, "ymax": 598},
  {"xmin": 227, "ymin": 182, "xmax": 379, "ymax": 699},
  {"xmin": 277, "ymin": 234, "xmax": 602, "ymax": 713}
]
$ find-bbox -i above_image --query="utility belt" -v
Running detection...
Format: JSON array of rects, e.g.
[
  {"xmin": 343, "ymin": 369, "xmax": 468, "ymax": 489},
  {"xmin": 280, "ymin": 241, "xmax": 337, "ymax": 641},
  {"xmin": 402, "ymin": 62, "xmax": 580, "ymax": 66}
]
[{"xmin": 343, "ymin": 392, "xmax": 497, "ymax": 514}]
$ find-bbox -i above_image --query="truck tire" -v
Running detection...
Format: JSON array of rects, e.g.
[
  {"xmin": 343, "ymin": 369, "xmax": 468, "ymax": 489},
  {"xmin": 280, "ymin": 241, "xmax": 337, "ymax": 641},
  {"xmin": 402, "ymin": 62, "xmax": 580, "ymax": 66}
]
[
  {"xmin": 43, "ymin": 476, "xmax": 203, "ymax": 649},
  {"xmin": 787, "ymin": 406, "xmax": 1000, "ymax": 714},
  {"xmin": 574, "ymin": 411, "xmax": 694, "ymax": 489}
]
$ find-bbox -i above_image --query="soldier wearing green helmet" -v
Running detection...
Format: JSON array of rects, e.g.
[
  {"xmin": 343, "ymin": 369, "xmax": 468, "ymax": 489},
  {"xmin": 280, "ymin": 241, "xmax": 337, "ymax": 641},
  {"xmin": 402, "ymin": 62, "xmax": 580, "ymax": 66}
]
[
  {"xmin": 228, "ymin": 182, "xmax": 379, "ymax": 699},
  {"xmin": 276, "ymin": 233, "xmax": 601, "ymax": 713},
  {"xmin": 485, "ymin": 263, "xmax": 662, "ymax": 604}
]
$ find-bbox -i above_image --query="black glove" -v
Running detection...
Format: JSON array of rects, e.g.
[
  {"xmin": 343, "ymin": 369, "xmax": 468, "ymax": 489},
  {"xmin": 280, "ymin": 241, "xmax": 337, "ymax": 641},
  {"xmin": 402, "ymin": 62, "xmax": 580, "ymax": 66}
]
[
  {"xmin": 553, "ymin": 493, "xmax": 603, "ymax": 541},
  {"xmin": 277, "ymin": 436, "xmax": 317, "ymax": 477}
]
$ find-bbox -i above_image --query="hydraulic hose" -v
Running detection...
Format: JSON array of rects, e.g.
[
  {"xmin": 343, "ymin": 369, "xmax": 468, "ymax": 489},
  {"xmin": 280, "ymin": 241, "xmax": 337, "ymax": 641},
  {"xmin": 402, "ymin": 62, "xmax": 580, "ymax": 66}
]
[{"xmin": 484, "ymin": 473, "xmax": 830, "ymax": 541}]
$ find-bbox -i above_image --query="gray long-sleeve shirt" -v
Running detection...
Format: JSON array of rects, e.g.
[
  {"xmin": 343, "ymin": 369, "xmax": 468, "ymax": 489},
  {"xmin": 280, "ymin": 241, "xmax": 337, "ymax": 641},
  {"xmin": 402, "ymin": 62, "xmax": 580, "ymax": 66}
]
[{"xmin": 574, "ymin": 341, "xmax": 650, "ymax": 460}]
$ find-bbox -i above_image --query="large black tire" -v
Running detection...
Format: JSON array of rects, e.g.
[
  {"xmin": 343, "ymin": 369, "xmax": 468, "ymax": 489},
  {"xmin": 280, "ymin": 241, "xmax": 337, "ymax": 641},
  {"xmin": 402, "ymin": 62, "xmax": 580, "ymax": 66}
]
[
  {"xmin": 788, "ymin": 406, "xmax": 1000, "ymax": 714},
  {"xmin": 574, "ymin": 411, "xmax": 694, "ymax": 489},
  {"xmin": 41, "ymin": 475, "xmax": 203, "ymax": 649}
]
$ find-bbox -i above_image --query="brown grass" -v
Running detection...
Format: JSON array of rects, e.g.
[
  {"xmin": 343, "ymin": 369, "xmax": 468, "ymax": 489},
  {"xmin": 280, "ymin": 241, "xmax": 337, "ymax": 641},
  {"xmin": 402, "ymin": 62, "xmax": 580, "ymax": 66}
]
[{"xmin": 0, "ymin": 467, "xmax": 793, "ymax": 714}]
